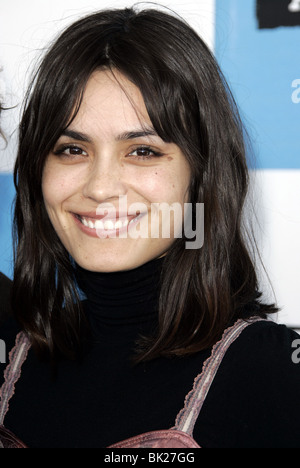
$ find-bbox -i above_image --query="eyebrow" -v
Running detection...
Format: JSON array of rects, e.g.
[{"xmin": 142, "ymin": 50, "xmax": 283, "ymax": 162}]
[
  {"xmin": 60, "ymin": 129, "xmax": 92, "ymax": 142},
  {"xmin": 60, "ymin": 127, "xmax": 159, "ymax": 143},
  {"xmin": 116, "ymin": 128, "xmax": 158, "ymax": 141}
]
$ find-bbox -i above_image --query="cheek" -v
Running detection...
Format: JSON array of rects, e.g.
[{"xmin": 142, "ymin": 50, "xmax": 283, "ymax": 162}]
[
  {"xmin": 141, "ymin": 166, "xmax": 190, "ymax": 205},
  {"xmin": 42, "ymin": 165, "xmax": 79, "ymax": 208}
]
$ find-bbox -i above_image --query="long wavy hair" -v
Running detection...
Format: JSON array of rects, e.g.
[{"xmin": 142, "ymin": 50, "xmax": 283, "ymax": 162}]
[
  {"xmin": 0, "ymin": 102, "xmax": 6, "ymax": 143},
  {"xmin": 12, "ymin": 6, "xmax": 277, "ymax": 361}
]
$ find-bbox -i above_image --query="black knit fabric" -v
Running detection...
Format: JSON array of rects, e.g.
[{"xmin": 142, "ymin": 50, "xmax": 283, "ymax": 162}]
[{"xmin": 1, "ymin": 259, "xmax": 300, "ymax": 448}]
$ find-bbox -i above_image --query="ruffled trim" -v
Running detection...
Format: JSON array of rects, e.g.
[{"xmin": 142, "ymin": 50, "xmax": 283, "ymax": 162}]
[
  {"xmin": 0, "ymin": 332, "xmax": 31, "ymax": 425},
  {"xmin": 174, "ymin": 317, "xmax": 264, "ymax": 436}
]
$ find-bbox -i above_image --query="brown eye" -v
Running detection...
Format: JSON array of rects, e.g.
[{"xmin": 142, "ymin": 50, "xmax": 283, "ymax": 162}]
[
  {"xmin": 128, "ymin": 146, "xmax": 163, "ymax": 160},
  {"xmin": 67, "ymin": 147, "xmax": 86, "ymax": 155},
  {"xmin": 53, "ymin": 145, "xmax": 88, "ymax": 158},
  {"xmin": 135, "ymin": 148, "xmax": 152, "ymax": 157}
]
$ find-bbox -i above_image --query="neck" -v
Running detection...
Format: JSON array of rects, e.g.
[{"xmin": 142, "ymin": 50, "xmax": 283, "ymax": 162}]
[{"xmin": 74, "ymin": 257, "xmax": 164, "ymax": 336}]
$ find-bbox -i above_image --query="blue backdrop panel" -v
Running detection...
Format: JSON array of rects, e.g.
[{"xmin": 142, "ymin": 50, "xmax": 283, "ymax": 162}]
[
  {"xmin": 215, "ymin": 0, "xmax": 300, "ymax": 169},
  {"xmin": 0, "ymin": 173, "xmax": 15, "ymax": 279}
]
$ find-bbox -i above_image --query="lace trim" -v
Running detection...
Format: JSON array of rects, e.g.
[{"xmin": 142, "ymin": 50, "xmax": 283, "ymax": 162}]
[
  {"xmin": 0, "ymin": 332, "xmax": 31, "ymax": 425},
  {"xmin": 0, "ymin": 318, "xmax": 264, "ymax": 441},
  {"xmin": 174, "ymin": 317, "xmax": 264, "ymax": 436}
]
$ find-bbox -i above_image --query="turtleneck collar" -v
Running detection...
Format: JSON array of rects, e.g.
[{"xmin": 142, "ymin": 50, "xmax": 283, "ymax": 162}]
[{"xmin": 74, "ymin": 257, "xmax": 164, "ymax": 337}]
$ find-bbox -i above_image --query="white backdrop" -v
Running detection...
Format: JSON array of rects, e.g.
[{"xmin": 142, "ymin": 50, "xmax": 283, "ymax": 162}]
[
  {"xmin": 0, "ymin": 0, "xmax": 216, "ymax": 172},
  {"xmin": 0, "ymin": 0, "xmax": 299, "ymax": 329}
]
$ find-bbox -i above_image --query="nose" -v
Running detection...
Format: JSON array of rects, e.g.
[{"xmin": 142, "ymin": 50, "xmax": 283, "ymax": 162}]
[{"xmin": 82, "ymin": 153, "xmax": 128, "ymax": 203}]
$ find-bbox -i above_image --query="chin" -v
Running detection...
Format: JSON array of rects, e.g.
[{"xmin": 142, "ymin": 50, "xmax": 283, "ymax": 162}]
[
  {"xmin": 73, "ymin": 255, "xmax": 147, "ymax": 273},
  {"xmin": 69, "ymin": 239, "xmax": 171, "ymax": 273},
  {"xmin": 74, "ymin": 249, "xmax": 167, "ymax": 273}
]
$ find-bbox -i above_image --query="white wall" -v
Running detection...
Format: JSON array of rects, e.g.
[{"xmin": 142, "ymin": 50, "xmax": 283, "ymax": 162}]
[
  {"xmin": 0, "ymin": 0, "xmax": 215, "ymax": 172},
  {"xmin": 253, "ymin": 170, "xmax": 300, "ymax": 328}
]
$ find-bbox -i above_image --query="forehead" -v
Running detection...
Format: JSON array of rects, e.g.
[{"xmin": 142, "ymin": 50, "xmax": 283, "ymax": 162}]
[{"xmin": 72, "ymin": 69, "xmax": 151, "ymax": 137}]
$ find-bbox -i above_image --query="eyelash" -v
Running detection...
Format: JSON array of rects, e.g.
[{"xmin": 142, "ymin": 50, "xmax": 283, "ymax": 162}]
[
  {"xmin": 128, "ymin": 146, "xmax": 164, "ymax": 160},
  {"xmin": 53, "ymin": 144, "xmax": 164, "ymax": 160},
  {"xmin": 53, "ymin": 144, "xmax": 88, "ymax": 158}
]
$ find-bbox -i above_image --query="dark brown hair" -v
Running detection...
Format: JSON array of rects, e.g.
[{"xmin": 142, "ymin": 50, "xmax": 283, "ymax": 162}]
[
  {"xmin": 0, "ymin": 102, "xmax": 6, "ymax": 143},
  {"xmin": 12, "ymin": 6, "xmax": 277, "ymax": 361}
]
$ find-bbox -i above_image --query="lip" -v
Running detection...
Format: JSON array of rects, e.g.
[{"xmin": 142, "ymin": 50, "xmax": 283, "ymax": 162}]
[
  {"xmin": 71, "ymin": 211, "xmax": 146, "ymax": 238},
  {"xmin": 74, "ymin": 210, "xmax": 131, "ymax": 220}
]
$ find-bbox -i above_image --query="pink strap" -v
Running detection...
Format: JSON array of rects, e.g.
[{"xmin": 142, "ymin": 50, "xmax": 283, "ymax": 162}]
[
  {"xmin": 0, "ymin": 332, "xmax": 31, "ymax": 425},
  {"xmin": 174, "ymin": 317, "xmax": 264, "ymax": 436},
  {"xmin": 0, "ymin": 319, "xmax": 263, "ymax": 433}
]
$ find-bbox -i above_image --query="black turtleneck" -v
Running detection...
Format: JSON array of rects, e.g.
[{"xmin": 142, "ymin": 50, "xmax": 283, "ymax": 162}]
[
  {"xmin": 75, "ymin": 257, "xmax": 162, "ymax": 345},
  {"xmin": 1, "ymin": 258, "xmax": 300, "ymax": 448}
]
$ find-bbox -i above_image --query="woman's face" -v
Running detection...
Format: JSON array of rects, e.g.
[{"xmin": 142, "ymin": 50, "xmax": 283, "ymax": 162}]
[{"xmin": 42, "ymin": 69, "xmax": 191, "ymax": 272}]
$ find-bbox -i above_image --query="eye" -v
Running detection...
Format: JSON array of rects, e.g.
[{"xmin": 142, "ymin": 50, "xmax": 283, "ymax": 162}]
[
  {"xmin": 53, "ymin": 144, "xmax": 88, "ymax": 159},
  {"xmin": 128, "ymin": 146, "xmax": 163, "ymax": 160}
]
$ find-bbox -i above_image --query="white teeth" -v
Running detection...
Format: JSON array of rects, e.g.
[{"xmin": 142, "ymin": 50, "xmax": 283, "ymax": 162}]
[
  {"xmin": 104, "ymin": 220, "xmax": 114, "ymax": 230},
  {"xmin": 114, "ymin": 219, "xmax": 123, "ymax": 229},
  {"xmin": 79, "ymin": 216, "xmax": 131, "ymax": 230},
  {"xmin": 94, "ymin": 219, "xmax": 104, "ymax": 230}
]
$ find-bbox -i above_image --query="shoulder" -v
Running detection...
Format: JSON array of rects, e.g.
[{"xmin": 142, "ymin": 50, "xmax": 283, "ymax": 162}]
[
  {"xmin": 194, "ymin": 319, "xmax": 300, "ymax": 447},
  {"xmin": 228, "ymin": 319, "xmax": 299, "ymax": 363},
  {"xmin": 236, "ymin": 317, "xmax": 298, "ymax": 345},
  {"xmin": 221, "ymin": 319, "xmax": 300, "ymax": 379},
  {"xmin": 220, "ymin": 319, "xmax": 300, "ymax": 427}
]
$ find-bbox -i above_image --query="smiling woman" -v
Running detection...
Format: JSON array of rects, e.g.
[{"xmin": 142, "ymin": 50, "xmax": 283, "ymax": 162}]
[
  {"xmin": 42, "ymin": 69, "xmax": 190, "ymax": 272},
  {"xmin": 0, "ymin": 6, "xmax": 300, "ymax": 449}
]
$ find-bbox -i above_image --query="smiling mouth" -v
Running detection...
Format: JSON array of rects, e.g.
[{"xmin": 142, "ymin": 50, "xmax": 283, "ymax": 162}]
[{"xmin": 73, "ymin": 212, "xmax": 143, "ymax": 232}]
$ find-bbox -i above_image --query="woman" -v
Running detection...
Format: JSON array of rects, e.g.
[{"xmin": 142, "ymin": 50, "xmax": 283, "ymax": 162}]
[{"xmin": 0, "ymin": 6, "xmax": 299, "ymax": 448}]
